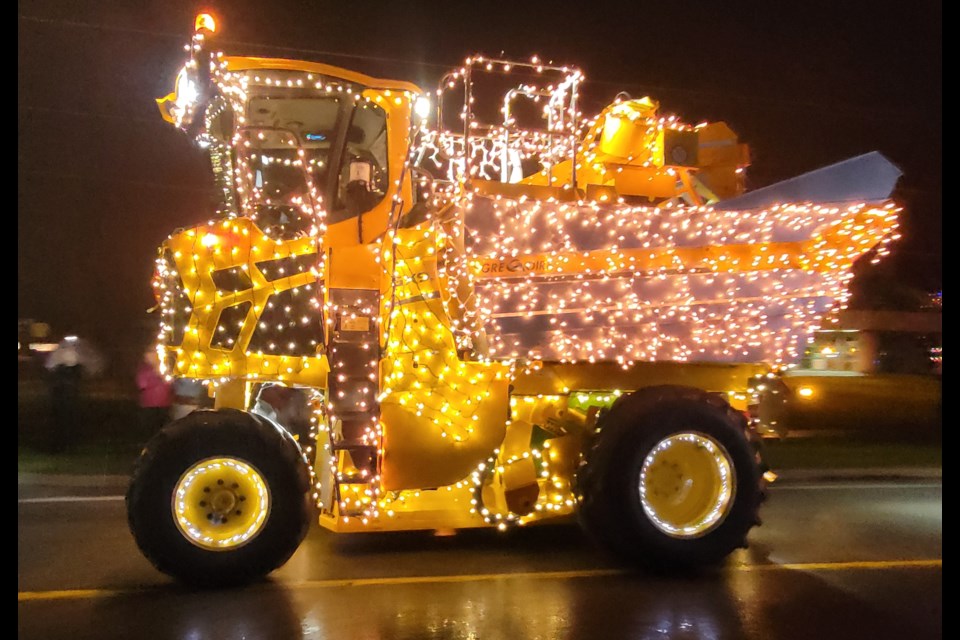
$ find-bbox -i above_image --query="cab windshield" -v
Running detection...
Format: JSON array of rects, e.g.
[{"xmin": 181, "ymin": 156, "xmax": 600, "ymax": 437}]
[
  {"xmin": 221, "ymin": 88, "xmax": 389, "ymax": 239},
  {"xmin": 239, "ymin": 95, "xmax": 340, "ymax": 237}
]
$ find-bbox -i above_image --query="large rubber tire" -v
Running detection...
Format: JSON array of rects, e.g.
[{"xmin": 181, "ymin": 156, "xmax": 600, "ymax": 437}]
[
  {"xmin": 126, "ymin": 409, "xmax": 312, "ymax": 586},
  {"xmin": 578, "ymin": 386, "xmax": 764, "ymax": 569}
]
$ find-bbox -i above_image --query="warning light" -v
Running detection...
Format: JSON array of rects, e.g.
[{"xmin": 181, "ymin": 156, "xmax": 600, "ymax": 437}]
[{"xmin": 195, "ymin": 13, "xmax": 217, "ymax": 34}]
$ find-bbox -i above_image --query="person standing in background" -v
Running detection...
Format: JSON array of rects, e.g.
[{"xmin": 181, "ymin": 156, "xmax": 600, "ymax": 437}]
[
  {"xmin": 44, "ymin": 336, "xmax": 84, "ymax": 452},
  {"xmin": 136, "ymin": 349, "xmax": 172, "ymax": 433}
]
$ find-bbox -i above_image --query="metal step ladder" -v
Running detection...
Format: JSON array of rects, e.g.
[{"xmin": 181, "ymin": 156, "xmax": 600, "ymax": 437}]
[{"xmin": 325, "ymin": 288, "xmax": 381, "ymax": 519}]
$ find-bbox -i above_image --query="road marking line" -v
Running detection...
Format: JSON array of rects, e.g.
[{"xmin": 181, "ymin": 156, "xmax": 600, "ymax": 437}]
[
  {"xmin": 740, "ymin": 559, "xmax": 942, "ymax": 572},
  {"xmin": 18, "ymin": 589, "xmax": 119, "ymax": 602},
  {"xmin": 17, "ymin": 559, "xmax": 941, "ymax": 602},
  {"xmin": 18, "ymin": 496, "xmax": 125, "ymax": 504},
  {"xmin": 291, "ymin": 568, "xmax": 624, "ymax": 589},
  {"xmin": 770, "ymin": 482, "xmax": 941, "ymax": 491}
]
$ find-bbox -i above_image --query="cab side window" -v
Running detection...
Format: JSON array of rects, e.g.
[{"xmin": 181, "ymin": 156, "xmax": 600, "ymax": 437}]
[{"xmin": 334, "ymin": 102, "xmax": 388, "ymax": 221}]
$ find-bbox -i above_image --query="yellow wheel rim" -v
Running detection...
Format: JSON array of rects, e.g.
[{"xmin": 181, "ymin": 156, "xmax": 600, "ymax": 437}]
[
  {"xmin": 172, "ymin": 457, "xmax": 271, "ymax": 550},
  {"xmin": 639, "ymin": 432, "xmax": 735, "ymax": 538}
]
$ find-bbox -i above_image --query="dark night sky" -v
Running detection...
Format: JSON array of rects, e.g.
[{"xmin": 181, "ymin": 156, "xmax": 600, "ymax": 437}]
[{"xmin": 18, "ymin": 0, "xmax": 941, "ymax": 371}]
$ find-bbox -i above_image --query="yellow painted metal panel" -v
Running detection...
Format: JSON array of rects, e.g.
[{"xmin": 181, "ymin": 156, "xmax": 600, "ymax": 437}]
[{"xmin": 223, "ymin": 56, "xmax": 422, "ymax": 94}]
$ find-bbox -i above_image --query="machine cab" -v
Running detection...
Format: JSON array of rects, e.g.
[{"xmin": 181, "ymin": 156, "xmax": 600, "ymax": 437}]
[{"xmin": 159, "ymin": 35, "xmax": 419, "ymax": 248}]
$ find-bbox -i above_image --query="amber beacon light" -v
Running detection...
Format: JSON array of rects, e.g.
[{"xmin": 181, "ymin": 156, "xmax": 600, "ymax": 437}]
[{"xmin": 194, "ymin": 12, "xmax": 217, "ymax": 34}]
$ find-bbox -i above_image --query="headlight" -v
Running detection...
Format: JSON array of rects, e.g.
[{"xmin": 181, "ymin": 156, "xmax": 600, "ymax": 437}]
[{"xmin": 414, "ymin": 96, "xmax": 431, "ymax": 120}]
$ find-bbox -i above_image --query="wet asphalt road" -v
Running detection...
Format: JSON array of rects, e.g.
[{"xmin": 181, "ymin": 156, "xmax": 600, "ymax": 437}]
[{"xmin": 18, "ymin": 480, "xmax": 941, "ymax": 640}]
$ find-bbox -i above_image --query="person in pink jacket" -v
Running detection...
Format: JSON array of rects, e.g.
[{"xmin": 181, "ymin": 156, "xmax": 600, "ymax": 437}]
[{"xmin": 136, "ymin": 349, "xmax": 172, "ymax": 433}]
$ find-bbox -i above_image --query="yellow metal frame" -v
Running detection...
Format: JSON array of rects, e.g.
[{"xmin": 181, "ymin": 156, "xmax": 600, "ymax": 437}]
[
  {"xmin": 158, "ymin": 55, "xmax": 422, "ymax": 123},
  {"xmin": 379, "ymin": 226, "xmax": 512, "ymax": 491},
  {"xmin": 222, "ymin": 56, "xmax": 422, "ymax": 95},
  {"xmin": 162, "ymin": 218, "xmax": 328, "ymax": 386}
]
